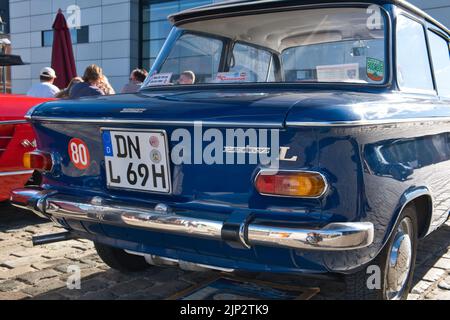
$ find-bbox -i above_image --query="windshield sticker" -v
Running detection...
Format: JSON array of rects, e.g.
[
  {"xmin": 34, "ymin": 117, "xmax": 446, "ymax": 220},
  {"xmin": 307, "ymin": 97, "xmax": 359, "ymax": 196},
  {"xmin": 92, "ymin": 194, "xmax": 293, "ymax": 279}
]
[
  {"xmin": 367, "ymin": 58, "xmax": 384, "ymax": 81},
  {"xmin": 316, "ymin": 63, "xmax": 359, "ymax": 82},
  {"xmin": 145, "ymin": 73, "xmax": 173, "ymax": 86},
  {"xmin": 215, "ymin": 72, "xmax": 248, "ymax": 83}
]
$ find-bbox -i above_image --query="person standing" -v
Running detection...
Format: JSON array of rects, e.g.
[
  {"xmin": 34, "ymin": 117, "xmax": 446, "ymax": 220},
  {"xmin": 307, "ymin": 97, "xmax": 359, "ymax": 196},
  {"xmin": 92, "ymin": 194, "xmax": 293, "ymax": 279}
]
[
  {"xmin": 121, "ymin": 69, "xmax": 148, "ymax": 93},
  {"xmin": 69, "ymin": 64, "xmax": 105, "ymax": 99},
  {"xmin": 26, "ymin": 67, "xmax": 60, "ymax": 98}
]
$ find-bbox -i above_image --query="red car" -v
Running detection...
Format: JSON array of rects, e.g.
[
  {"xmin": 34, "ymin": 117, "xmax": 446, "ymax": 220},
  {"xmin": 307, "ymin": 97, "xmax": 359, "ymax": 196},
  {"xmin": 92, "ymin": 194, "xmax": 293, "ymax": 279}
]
[{"xmin": 0, "ymin": 94, "xmax": 52, "ymax": 201}]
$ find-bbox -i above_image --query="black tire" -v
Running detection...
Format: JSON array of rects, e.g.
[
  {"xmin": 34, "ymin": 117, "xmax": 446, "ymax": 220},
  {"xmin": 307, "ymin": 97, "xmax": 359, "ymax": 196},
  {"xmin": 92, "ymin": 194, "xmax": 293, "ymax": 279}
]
[
  {"xmin": 94, "ymin": 242, "xmax": 150, "ymax": 272},
  {"xmin": 344, "ymin": 204, "xmax": 418, "ymax": 300}
]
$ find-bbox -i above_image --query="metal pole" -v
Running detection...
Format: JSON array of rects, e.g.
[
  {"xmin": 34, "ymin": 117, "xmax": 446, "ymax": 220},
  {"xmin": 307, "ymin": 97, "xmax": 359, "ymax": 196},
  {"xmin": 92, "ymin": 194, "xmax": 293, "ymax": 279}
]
[{"xmin": 1, "ymin": 66, "xmax": 6, "ymax": 93}]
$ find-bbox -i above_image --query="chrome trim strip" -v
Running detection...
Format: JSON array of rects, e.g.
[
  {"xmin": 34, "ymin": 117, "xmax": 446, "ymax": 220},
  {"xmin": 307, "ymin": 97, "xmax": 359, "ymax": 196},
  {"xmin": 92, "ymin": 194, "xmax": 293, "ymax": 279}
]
[
  {"xmin": 29, "ymin": 117, "xmax": 284, "ymax": 128},
  {"xmin": 0, "ymin": 170, "xmax": 33, "ymax": 177},
  {"xmin": 286, "ymin": 117, "xmax": 450, "ymax": 127},
  {"xmin": 0, "ymin": 120, "xmax": 27, "ymax": 125},
  {"xmin": 10, "ymin": 189, "xmax": 375, "ymax": 251}
]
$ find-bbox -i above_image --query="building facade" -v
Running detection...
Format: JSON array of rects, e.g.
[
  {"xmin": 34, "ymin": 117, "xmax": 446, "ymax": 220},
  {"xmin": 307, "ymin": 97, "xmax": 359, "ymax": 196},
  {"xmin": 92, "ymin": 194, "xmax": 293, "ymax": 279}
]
[
  {"xmin": 7, "ymin": 0, "xmax": 450, "ymax": 94},
  {"xmin": 1, "ymin": 0, "xmax": 11, "ymax": 92}
]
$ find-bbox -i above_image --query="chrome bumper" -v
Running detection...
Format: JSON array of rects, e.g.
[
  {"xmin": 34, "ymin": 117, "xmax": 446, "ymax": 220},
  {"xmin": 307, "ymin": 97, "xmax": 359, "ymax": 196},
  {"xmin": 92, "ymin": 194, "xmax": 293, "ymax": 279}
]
[{"xmin": 11, "ymin": 188, "xmax": 374, "ymax": 251}]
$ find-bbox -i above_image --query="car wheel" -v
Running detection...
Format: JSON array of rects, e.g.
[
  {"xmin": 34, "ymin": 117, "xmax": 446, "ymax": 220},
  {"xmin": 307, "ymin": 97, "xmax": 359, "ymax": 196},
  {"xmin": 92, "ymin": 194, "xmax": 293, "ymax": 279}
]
[
  {"xmin": 94, "ymin": 242, "xmax": 150, "ymax": 273},
  {"xmin": 344, "ymin": 204, "xmax": 418, "ymax": 300}
]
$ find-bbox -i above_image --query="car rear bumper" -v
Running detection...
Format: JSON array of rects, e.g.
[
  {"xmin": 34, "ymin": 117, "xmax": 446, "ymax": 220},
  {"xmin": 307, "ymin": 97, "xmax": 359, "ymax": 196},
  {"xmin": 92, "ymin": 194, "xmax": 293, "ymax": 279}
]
[{"xmin": 11, "ymin": 188, "xmax": 374, "ymax": 251}]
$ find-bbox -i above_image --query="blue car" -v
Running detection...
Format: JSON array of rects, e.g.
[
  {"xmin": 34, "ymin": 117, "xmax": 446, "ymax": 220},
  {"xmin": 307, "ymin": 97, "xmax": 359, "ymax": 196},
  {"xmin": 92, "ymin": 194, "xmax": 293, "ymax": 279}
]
[{"xmin": 11, "ymin": 0, "xmax": 450, "ymax": 300}]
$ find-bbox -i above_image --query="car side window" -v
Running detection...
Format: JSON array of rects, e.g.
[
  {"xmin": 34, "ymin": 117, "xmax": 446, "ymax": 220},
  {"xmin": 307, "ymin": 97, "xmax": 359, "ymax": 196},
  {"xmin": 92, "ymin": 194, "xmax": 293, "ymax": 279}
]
[
  {"xmin": 229, "ymin": 43, "xmax": 275, "ymax": 82},
  {"xmin": 396, "ymin": 15, "xmax": 434, "ymax": 92},
  {"xmin": 159, "ymin": 33, "xmax": 223, "ymax": 84},
  {"xmin": 427, "ymin": 30, "xmax": 450, "ymax": 98}
]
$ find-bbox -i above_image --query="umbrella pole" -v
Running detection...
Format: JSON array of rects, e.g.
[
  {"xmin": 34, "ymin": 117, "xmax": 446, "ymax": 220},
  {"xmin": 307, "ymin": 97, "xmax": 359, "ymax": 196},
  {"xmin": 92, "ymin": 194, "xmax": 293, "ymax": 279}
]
[{"xmin": 1, "ymin": 66, "xmax": 5, "ymax": 93}]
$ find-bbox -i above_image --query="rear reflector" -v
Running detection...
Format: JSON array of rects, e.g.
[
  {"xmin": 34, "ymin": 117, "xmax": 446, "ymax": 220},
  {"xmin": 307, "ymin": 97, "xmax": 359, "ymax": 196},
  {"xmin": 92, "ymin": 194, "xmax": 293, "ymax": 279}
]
[
  {"xmin": 23, "ymin": 151, "xmax": 53, "ymax": 171},
  {"xmin": 255, "ymin": 171, "xmax": 327, "ymax": 198}
]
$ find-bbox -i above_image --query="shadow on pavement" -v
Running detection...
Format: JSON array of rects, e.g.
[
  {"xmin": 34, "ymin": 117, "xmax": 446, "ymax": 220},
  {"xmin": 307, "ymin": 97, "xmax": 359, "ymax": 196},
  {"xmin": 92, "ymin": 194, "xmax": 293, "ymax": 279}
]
[
  {"xmin": 0, "ymin": 202, "xmax": 48, "ymax": 231},
  {"xmin": 412, "ymin": 223, "xmax": 450, "ymax": 287}
]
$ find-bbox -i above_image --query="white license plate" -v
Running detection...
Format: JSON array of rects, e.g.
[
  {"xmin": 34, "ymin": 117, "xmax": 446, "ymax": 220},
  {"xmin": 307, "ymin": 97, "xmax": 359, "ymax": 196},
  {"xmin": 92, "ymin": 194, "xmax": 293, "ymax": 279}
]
[{"xmin": 102, "ymin": 129, "xmax": 171, "ymax": 194}]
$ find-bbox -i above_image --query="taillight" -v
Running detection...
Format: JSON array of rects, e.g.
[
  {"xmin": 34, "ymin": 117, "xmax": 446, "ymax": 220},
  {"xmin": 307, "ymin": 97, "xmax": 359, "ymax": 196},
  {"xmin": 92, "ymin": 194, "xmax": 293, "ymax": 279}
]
[
  {"xmin": 23, "ymin": 151, "xmax": 53, "ymax": 171},
  {"xmin": 255, "ymin": 170, "xmax": 327, "ymax": 198}
]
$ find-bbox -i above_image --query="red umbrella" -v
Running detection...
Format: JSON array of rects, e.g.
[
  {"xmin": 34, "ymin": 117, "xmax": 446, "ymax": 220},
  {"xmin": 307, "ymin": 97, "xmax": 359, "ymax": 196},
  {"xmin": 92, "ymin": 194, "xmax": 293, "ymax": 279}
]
[{"xmin": 51, "ymin": 9, "xmax": 77, "ymax": 89}]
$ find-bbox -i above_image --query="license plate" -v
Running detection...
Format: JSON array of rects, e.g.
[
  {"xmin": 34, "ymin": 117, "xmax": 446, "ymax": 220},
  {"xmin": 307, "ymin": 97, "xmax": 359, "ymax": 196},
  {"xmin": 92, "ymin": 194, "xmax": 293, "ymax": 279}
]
[{"xmin": 102, "ymin": 129, "xmax": 171, "ymax": 194}]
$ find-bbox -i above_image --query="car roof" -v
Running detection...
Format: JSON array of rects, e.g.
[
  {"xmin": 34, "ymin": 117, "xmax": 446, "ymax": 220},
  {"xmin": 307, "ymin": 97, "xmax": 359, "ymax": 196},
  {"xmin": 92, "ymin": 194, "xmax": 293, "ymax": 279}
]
[{"xmin": 169, "ymin": 0, "xmax": 449, "ymax": 35}]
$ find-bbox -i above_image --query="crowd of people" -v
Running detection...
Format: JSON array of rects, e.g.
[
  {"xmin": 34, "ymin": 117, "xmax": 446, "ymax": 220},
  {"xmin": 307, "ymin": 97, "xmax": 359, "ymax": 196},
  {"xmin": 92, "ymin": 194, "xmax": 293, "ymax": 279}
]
[{"xmin": 26, "ymin": 64, "xmax": 149, "ymax": 99}]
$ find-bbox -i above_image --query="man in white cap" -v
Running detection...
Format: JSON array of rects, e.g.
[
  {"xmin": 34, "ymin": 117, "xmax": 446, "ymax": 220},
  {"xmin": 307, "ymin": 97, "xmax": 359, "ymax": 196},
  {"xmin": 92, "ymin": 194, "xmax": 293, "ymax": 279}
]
[{"xmin": 27, "ymin": 67, "xmax": 60, "ymax": 98}]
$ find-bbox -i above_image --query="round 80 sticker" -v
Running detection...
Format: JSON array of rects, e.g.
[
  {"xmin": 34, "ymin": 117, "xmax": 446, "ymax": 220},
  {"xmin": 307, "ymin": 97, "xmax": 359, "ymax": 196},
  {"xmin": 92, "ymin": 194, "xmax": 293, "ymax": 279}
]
[{"xmin": 68, "ymin": 138, "xmax": 91, "ymax": 170}]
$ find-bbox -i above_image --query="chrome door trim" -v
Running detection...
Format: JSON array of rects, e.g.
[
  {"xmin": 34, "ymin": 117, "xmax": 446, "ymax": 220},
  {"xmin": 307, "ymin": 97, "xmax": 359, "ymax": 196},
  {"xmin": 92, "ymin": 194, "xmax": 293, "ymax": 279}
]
[
  {"xmin": 0, "ymin": 170, "xmax": 34, "ymax": 177},
  {"xmin": 29, "ymin": 117, "xmax": 284, "ymax": 128}
]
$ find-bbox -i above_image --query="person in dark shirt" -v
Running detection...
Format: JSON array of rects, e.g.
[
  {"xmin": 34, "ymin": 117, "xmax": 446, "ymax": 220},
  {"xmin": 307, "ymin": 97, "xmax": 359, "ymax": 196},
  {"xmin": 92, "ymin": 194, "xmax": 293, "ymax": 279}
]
[
  {"xmin": 69, "ymin": 64, "xmax": 105, "ymax": 99},
  {"xmin": 121, "ymin": 68, "xmax": 148, "ymax": 93}
]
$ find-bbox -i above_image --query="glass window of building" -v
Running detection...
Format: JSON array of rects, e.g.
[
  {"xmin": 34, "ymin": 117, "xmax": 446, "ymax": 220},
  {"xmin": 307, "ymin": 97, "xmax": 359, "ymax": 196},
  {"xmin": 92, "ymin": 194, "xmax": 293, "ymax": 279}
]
[
  {"xmin": 141, "ymin": 0, "xmax": 213, "ymax": 70},
  {"xmin": 0, "ymin": 0, "xmax": 9, "ymax": 34}
]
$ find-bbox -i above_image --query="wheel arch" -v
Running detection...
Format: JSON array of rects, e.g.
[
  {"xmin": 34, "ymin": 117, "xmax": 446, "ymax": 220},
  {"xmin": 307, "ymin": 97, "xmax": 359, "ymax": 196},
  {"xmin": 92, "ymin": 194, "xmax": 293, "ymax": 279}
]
[{"xmin": 384, "ymin": 186, "xmax": 433, "ymax": 245}]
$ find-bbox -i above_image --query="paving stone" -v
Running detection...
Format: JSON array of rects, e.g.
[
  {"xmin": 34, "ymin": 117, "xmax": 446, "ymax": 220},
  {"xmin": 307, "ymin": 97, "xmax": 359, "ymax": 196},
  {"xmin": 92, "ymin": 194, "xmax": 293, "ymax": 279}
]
[
  {"xmin": 0, "ymin": 291, "xmax": 30, "ymax": 300},
  {"xmin": 10, "ymin": 248, "xmax": 51, "ymax": 258},
  {"xmin": 0, "ymin": 266, "xmax": 37, "ymax": 280},
  {"xmin": 54, "ymin": 262, "xmax": 95, "ymax": 274},
  {"xmin": 180, "ymin": 271, "xmax": 217, "ymax": 285},
  {"xmin": 438, "ymin": 279, "xmax": 450, "ymax": 290},
  {"xmin": 80, "ymin": 288, "xmax": 118, "ymax": 300},
  {"xmin": 433, "ymin": 258, "xmax": 450, "ymax": 271},
  {"xmin": 0, "ymin": 279, "xmax": 24, "ymax": 292},
  {"xmin": 432, "ymin": 289, "xmax": 450, "ymax": 300},
  {"xmin": 16, "ymin": 269, "xmax": 60, "ymax": 285},
  {"xmin": 411, "ymin": 280, "xmax": 434, "ymax": 295},
  {"xmin": 41, "ymin": 248, "xmax": 85, "ymax": 259},
  {"xmin": 151, "ymin": 267, "xmax": 186, "ymax": 284},
  {"xmin": 78, "ymin": 278, "xmax": 112, "ymax": 293},
  {"xmin": 407, "ymin": 294, "xmax": 420, "ymax": 300},
  {"xmin": 31, "ymin": 258, "xmax": 72, "ymax": 271},
  {"xmin": 108, "ymin": 278, "xmax": 154, "ymax": 296},
  {"xmin": 34, "ymin": 292, "xmax": 69, "ymax": 300},
  {"xmin": 422, "ymin": 268, "xmax": 446, "ymax": 282},
  {"xmin": 140, "ymin": 280, "xmax": 193, "ymax": 299},
  {"xmin": 1, "ymin": 255, "xmax": 49, "ymax": 269},
  {"xmin": 0, "ymin": 239, "xmax": 22, "ymax": 249},
  {"xmin": 21, "ymin": 278, "xmax": 66, "ymax": 296}
]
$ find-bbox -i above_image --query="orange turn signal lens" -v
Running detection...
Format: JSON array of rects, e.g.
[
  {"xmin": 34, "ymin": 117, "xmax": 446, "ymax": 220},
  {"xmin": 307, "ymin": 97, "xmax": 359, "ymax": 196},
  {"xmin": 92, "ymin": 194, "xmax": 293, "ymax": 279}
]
[
  {"xmin": 23, "ymin": 151, "xmax": 53, "ymax": 171},
  {"xmin": 255, "ymin": 171, "xmax": 327, "ymax": 198}
]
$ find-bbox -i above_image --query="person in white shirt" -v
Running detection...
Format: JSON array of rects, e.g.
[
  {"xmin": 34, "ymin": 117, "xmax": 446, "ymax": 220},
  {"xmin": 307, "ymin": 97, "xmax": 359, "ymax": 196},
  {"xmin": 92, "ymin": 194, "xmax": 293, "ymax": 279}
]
[{"xmin": 27, "ymin": 67, "xmax": 60, "ymax": 98}]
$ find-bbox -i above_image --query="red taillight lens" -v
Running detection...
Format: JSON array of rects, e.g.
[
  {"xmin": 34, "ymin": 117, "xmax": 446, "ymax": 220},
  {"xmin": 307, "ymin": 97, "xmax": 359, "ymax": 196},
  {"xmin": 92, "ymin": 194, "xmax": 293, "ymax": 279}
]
[
  {"xmin": 255, "ymin": 171, "xmax": 327, "ymax": 198},
  {"xmin": 23, "ymin": 151, "xmax": 53, "ymax": 171}
]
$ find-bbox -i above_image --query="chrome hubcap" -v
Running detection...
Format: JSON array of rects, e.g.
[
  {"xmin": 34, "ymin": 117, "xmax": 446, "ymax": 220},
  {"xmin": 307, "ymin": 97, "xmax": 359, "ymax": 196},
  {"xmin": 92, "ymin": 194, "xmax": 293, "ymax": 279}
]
[{"xmin": 386, "ymin": 217, "xmax": 413, "ymax": 300}]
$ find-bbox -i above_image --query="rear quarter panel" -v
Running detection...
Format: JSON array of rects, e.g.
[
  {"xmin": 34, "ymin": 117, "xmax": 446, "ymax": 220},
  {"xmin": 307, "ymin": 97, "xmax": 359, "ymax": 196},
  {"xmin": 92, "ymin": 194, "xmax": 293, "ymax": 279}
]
[
  {"xmin": 287, "ymin": 92, "xmax": 450, "ymax": 271},
  {"xmin": 0, "ymin": 95, "xmax": 53, "ymax": 201}
]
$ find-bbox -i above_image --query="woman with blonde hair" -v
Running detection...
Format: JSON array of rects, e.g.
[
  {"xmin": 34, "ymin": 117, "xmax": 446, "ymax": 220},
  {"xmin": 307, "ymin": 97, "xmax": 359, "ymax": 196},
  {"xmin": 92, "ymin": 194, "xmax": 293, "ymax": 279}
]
[
  {"xmin": 98, "ymin": 75, "xmax": 116, "ymax": 95},
  {"xmin": 69, "ymin": 64, "xmax": 105, "ymax": 99}
]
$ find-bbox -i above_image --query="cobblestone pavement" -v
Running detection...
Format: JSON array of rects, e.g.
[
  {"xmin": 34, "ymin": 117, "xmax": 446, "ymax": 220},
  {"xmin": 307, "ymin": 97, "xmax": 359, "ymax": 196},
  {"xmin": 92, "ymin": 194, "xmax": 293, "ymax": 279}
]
[{"xmin": 0, "ymin": 203, "xmax": 449, "ymax": 300}]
